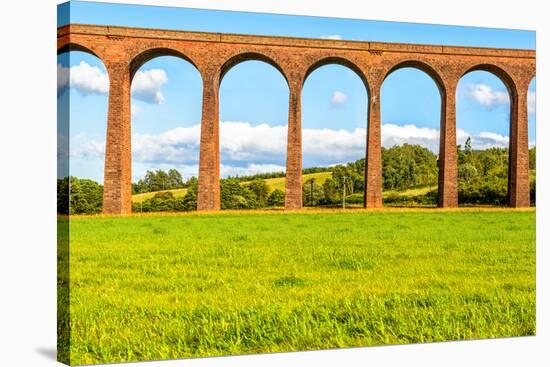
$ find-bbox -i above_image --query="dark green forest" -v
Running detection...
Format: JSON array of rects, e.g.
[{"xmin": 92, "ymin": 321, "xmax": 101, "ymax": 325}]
[{"xmin": 57, "ymin": 143, "xmax": 536, "ymax": 214}]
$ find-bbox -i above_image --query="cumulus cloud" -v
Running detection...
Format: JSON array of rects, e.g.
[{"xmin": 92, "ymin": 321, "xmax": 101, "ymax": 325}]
[
  {"xmin": 330, "ymin": 90, "xmax": 348, "ymax": 106},
  {"xmin": 57, "ymin": 61, "xmax": 109, "ymax": 96},
  {"xmin": 132, "ymin": 69, "xmax": 167, "ymax": 104},
  {"xmin": 467, "ymin": 83, "xmax": 509, "ymax": 107},
  {"xmin": 132, "ymin": 125, "xmax": 201, "ymax": 165},
  {"xmin": 320, "ymin": 34, "xmax": 343, "ymax": 40},
  {"xmin": 71, "ymin": 138, "xmax": 105, "ymax": 159},
  {"xmin": 382, "ymin": 124, "xmax": 439, "ymax": 151},
  {"xmin": 56, "ymin": 61, "xmax": 167, "ymax": 104},
  {"xmin": 471, "ymin": 131, "xmax": 509, "ymax": 150},
  {"xmin": 71, "ymin": 121, "xmax": 516, "ymax": 179}
]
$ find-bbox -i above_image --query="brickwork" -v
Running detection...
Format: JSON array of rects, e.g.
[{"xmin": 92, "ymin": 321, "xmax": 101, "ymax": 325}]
[
  {"xmin": 285, "ymin": 83, "xmax": 303, "ymax": 209},
  {"xmin": 57, "ymin": 24, "xmax": 536, "ymax": 214}
]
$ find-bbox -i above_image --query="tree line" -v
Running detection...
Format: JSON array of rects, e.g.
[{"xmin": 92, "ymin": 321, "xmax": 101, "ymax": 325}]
[{"xmin": 58, "ymin": 143, "xmax": 536, "ymax": 214}]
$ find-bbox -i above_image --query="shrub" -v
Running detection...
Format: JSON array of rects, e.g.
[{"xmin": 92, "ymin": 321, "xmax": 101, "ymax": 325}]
[{"xmin": 267, "ymin": 189, "xmax": 285, "ymax": 207}]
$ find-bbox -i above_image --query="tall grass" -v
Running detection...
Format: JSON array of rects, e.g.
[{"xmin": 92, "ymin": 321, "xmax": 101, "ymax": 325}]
[{"xmin": 68, "ymin": 209, "xmax": 535, "ymax": 365}]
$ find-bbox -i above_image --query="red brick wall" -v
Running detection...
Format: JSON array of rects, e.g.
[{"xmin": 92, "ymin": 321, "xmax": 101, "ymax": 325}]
[{"xmin": 57, "ymin": 24, "xmax": 536, "ymax": 214}]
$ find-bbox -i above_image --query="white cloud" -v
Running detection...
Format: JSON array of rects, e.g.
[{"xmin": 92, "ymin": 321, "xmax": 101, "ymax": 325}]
[
  {"xmin": 528, "ymin": 91, "xmax": 536, "ymax": 114},
  {"xmin": 302, "ymin": 127, "xmax": 365, "ymax": 166},
  {"xmin": 71, "ymin": 138, "xmax": 105, "ymax": 159},
  {"xmin": 132, "ymin": 125, "xmax": 202, "ymax": 165},
  {"xmin": 320, "ymin": 34, "xmax": 343, "ymax": 40},
  {"xmin": 382, "ymin": 123, "xmax": 439, "ymax": 151},
  {"xmin": 330, "ymin": 90, "xmax": 348, "ymax": 106},
  {"xmin": 381, "ymin": 123, "xmax": 510, "ymax": 151},
  {"xmin": 466, "ymin": 83, "xmax": 535, "ymax": 114},
  {"xmin": 71, "ymin": 121, "xmax": 515, "ymax": 180},
  {"xmin": 221, "ymin": 122, "xmax": 288, "ymax": 163},
  {"xmin": 64, "ymin": 61, "xmax": 110, "ymax": 96},
  {"xmin": 132, "ymin": 69, "xmax": 167, "ymax": 104},
  {"xmin": 467, "ymin": 83, "xmax": 509, "ymax": 107},
  {"xmin": 472, "ymin": 131, "xmax": 509, "ymax": 150},
  {"xmin": 56, "ymin": 62, "xmax": 167, "ymax": 104}
]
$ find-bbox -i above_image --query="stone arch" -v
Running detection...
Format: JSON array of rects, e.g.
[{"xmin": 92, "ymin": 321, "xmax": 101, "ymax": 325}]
[
  {"xmin": 383, "ymin": 60, "xmax": 446, "ymax": 97},
  {"xmin": 219, "ymin": 52, "xmax": 289, "ymax": 87},
  {"xmin": 300, "ymin": 56, "xmax": 370, "ymax": 208},
  {"xmin": 456, "ymin": 64, "xmax": 518, "ymax": 206},
  {"xmin": 128, "ymin": 48, "xmax": 204, "ymax": 204},
  {"xmin": 304, "ymin": 56, "xmax": 370, "ymax": 95},
  {"xmin": 57, "ymin": 46, "xmax": 110, "ymax": 209},
  {"xmin": 459, "ymin": 64, "xmax": 518, "ymax": 101},
  {"xmin": 215, "ymin": 53, "xmax": 291, "ymax": 210},
  {"xmin": 381, "ymin": 59, "xmax": 446, "ymax": 206},
  {"xmin": 129, "ymin": 47, "xmax": 201, "ymax": 82},
  {"xmin": 528, "ymin": 76, "xmax": 536, "ymax": 206},
  {"xmin": 57, "ymin": 42, "xmax": 102, "ymax": 60}
]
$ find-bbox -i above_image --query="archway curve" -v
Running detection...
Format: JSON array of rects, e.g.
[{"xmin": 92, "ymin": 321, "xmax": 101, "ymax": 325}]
[
  {"xmin": 57, "ymin": 49, "xmax": 110, "ymax": 208},
  {"xmin": 219, "ymin": 52, "xmax": 289, "ymax": 87},
  {"xmin": 57, "ymin": 42, "xmax": 102, "ymax": 59},
  {"xmin": 304, "ymin": 56, "xmax": 370, "ymax": 95},
  {"xmin": 455, "ymin": 65, "xmax": 517, "ymax": 207},
  {"xmin": 380, "ymin": 61, "xmax": 443, "ymax": 206},
  {"xmin": 130, "ymin": 53, "xmax": 204, "ymax": 193},
  {"xmin": 129, "ymin": 47, "xmax": 201, "ymax": 82},
  {"xmin": 384, "ymin": 60, "xmax": 446, "ymax": 97},
  {"xmin": 459, "ymin": 64, "xmax": 518, "ymax": 100}
]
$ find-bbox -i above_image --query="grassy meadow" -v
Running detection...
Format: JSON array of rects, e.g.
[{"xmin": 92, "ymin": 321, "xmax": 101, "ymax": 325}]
[{"xmin": 66, "ymin": 209, "xmax": 536, "ymax": 365}]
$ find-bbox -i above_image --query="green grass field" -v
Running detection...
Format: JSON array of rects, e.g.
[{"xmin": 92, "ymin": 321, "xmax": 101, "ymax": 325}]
[{"xmin": 66, "ymin": 209, "xmax": 536, "ymax": 365}]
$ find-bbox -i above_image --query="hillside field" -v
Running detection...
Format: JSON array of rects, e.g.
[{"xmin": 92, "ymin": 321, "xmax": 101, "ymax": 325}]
[
  {"xmin": 131, "ymin": 171, "xmax": 434, "ymax": 204},
  {"xmin": 131, "ymin": 172, "xmax": 333, "ymax": 204},
  {"xmin": 65, "ymin": 209, "xmax": 536, "ymax": 365}
]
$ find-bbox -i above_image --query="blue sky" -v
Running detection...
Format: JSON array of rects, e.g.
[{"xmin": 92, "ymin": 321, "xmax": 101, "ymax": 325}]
[{"xmin": 57, "ymin": 1, "xmax": 536, "ymax": 182}]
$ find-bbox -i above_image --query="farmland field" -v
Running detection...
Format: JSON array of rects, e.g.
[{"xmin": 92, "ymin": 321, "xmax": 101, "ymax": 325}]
[{"xmin": 65, "ymin": 209, "xmax": 536, "ymax": 365}]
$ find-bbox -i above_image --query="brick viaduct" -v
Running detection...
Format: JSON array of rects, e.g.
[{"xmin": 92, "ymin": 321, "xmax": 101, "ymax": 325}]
[{"xmin": 57, "ymin": 24, "xmax": 536, "ymax": 214}]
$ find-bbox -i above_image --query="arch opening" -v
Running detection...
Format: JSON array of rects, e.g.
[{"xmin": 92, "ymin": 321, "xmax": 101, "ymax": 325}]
[
  {"xmin": 57, "ymin": 50, "xmax": 109, "ymax": 215},
  {"xmin": 380, "ymin": 66, "xmax": 442, "ymax": 207},
  {"xmin": 456, "ymin": 68, "xmax": 514, "ymax": 206},
  {"xmin": 301, "ymin": 63, "xmax": 369, "ymax": 208},
  {"xmin": 528, "ymin": 77, "xmax": 536, "ymax": 206},
  {"xmin": 218, "ymin": 59, "xmax": 289, "ymax": 209},
  {"xmin": 130, "ymin": 55, "xmax": 203, "ymax": 212},
  {"xmin": 220, "ymin": 53, "xmax": 289, "ymax": 87},
  {"xmin": 129, "ymin": 48, "xmax": 200, "ymax": 81}
]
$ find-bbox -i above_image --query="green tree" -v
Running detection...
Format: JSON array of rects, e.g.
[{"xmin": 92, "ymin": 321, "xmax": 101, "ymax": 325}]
[
  {"xmin": 182, "ymin": 178, "xmax": 198, "ymax": 211},
  {"xmin": 382, "ymin": 144, "xmax": 438, "ymax": 190},
  {"xmin": 322, "ymin": 177, "xmax": 340, "ymax": 205},
  {"xmin": 529, "ymin": 147, "xmax": 536, "ymax": 170},
  {"xmin": 167, "ymin": 169, "xmax": 184, "ymax": 188},
  {"xmin": 267, "ymin": 189, "xmax": 285, "ymax": 207},
  {"xmin": 221, "ymin": 178, "xmax": 258, "ymax": 209},
  {"xmin": 61, "ymin": 177, "xmax": 103, "ymax": 214},
  {"xmin": 245, "ymin": 179, "xmax": 270, "ymax": 207}
]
